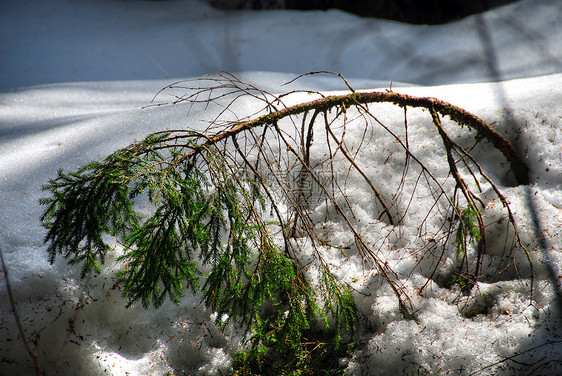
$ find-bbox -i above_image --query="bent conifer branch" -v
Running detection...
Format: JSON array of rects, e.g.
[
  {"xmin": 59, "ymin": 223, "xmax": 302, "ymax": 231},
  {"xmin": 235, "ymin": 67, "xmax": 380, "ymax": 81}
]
[{"xmin": 41, "ymin": 73, "xmax": 532, "ymax": 371}]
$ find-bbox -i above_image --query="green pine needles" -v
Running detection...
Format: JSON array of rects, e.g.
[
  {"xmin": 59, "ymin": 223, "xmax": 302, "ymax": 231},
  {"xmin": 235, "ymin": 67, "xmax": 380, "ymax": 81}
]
[
  {"xmin": 455, "ymin": 202, "xmax": 482, "ymax": 262},
  {"xmin": 40, "ymin": 72, "xmax": 531, "ymax": 374}
]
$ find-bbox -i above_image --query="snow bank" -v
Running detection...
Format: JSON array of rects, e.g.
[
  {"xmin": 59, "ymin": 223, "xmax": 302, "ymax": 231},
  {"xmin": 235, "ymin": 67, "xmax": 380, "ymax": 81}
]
[
  {"xmin": 1, "ymin": 0, "xmax": 561, "ymax": 90},
  {"xmin": 1, "ymin": 72, "xmax": 560, "ymax": 375}
]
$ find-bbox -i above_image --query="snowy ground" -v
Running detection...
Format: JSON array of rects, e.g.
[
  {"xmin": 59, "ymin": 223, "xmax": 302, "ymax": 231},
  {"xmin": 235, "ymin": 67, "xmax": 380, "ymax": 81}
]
[{"xmin": 0, "ymin": 0, "xmax": 561, "ymax": 375}]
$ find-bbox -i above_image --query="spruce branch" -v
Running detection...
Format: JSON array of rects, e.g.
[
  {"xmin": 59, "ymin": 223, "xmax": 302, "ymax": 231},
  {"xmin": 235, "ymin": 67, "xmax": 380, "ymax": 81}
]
[{"xmin": 40, "ymin": 72, "xmax": 532, "ymax": 372}]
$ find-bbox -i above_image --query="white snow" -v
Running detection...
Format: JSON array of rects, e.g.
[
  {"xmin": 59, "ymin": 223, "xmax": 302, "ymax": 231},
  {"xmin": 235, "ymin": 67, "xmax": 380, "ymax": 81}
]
[{"xmin": 0, "ymin": 0, "xmax": 561, "ymax": 375}]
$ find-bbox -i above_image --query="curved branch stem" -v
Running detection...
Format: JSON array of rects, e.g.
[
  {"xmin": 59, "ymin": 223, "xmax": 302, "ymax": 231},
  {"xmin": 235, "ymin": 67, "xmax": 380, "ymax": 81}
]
[{"xmin": 182, "ymin": 91, "xmax": 528, "ymax": 185}]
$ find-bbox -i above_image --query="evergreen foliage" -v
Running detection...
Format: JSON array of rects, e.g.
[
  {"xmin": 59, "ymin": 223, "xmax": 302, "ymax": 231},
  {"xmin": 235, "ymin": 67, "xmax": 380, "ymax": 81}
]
[
  {"xmin": 455, "ymin": 202, "xmax": 482, "ymax": 261},
  {"xmin": 40, "ymin": 72, "xmax": 531, "ymax": 374}
]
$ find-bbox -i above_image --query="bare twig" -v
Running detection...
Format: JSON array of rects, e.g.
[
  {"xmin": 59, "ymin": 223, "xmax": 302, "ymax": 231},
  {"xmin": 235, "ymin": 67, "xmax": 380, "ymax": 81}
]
[{"xmin": 0, "ymin": 242, "xmax": 42, "ymax": 376}]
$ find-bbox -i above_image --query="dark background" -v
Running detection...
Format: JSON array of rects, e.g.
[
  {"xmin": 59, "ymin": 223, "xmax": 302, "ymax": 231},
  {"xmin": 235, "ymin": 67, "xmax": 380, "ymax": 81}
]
[{"xmin": 208, "ymin": 0, "xmax": 519, "ymax": 24}]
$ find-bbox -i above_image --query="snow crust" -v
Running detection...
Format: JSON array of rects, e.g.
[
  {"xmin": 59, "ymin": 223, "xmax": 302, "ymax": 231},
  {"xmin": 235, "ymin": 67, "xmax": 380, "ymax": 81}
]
[
  {"xmin": 1, "ymin": 0, "xmax": 561, "ymax": 90},
  {"xmin": 0, "ymin": 0, "xmax": 561, "ymax": 375}
]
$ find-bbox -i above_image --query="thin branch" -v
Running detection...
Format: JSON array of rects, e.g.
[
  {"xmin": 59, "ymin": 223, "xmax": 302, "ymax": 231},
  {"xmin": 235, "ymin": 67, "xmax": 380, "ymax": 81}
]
[
  {"xmin": 180, "ymin": 90, "xmax": 528, "ymax": 185},
  {"xmin": 0, "ymin": 242, "xmax": 42, "ymax": 376}
]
